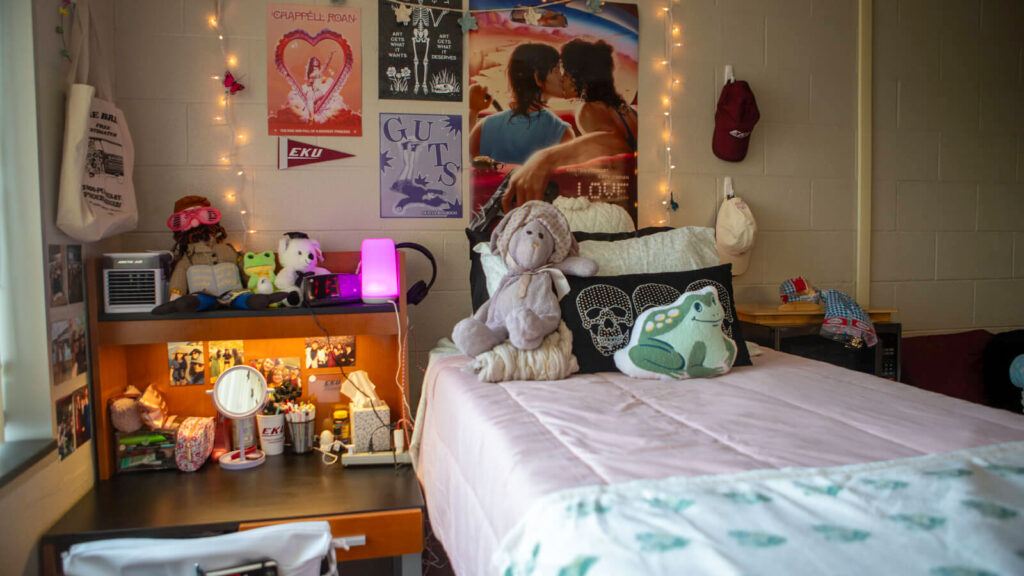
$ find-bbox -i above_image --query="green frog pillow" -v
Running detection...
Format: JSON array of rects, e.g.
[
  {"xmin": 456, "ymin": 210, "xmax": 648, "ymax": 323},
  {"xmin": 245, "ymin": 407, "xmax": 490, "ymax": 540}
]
[{"xmin": 614, "ymin": 286, "xmax": 737, "ymax": 380}]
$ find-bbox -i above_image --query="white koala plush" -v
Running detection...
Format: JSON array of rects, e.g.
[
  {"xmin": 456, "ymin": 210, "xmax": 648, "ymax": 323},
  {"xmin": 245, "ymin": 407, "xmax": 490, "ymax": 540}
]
[{"xmin": 274, "ymin": 232, "xmax": 331, "ymax": 303}]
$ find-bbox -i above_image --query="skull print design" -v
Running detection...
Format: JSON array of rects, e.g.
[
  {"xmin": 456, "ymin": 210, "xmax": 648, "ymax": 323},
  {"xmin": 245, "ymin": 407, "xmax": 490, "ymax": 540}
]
[
  {"xmin": 631, "ymin": 283, "xmax": 681, "ymax": 314},
  {"xmin": 577, "ymin": 285, "xmax": 634, "ymax": 356}
]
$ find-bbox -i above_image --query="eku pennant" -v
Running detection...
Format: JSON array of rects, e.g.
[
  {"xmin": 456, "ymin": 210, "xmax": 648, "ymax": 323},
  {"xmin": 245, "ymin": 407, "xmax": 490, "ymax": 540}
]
[{"xmin": 278, "ymin": 138, "xmax": 354, "ymax": 169}]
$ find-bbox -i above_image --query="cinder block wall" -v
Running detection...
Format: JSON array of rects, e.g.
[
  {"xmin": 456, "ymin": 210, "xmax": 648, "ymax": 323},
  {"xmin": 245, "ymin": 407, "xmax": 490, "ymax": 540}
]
[
  {"xmin": 669, "ymin": 0, "xmax": 861, "ymax": 310},
  {"xmin": 108, "ymin": 0, "xmax": 1022, "ymax": 390},
  {"xmin": 870, "ymin": 0, "xmax": 1024, "ymax": 334}
]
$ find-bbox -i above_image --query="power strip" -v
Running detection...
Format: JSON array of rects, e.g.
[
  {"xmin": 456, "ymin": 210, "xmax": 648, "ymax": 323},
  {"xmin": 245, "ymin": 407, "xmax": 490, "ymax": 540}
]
[{"xmin": 341, "ymin": 450, "xmax": 412, "ymax": 467}]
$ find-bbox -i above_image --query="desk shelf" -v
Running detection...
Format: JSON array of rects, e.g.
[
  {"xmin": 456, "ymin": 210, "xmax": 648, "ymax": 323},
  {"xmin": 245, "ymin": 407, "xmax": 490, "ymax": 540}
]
[{"xmin": 95, "ymin": 303, "xmax": 400, "ymax": 346}]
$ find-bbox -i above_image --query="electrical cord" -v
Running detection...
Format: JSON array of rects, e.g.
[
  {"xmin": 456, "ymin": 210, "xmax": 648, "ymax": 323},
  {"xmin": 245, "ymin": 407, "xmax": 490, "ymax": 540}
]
[{"xmin": 304, "ymin": 291, "xmax": 406, "ymax": 469}]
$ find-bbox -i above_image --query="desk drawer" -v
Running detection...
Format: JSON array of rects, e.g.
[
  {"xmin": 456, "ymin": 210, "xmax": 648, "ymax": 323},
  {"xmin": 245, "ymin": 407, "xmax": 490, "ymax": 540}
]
[{"xmin": 239, "ymin": 508, "xmax": 422, "ymax": 562}]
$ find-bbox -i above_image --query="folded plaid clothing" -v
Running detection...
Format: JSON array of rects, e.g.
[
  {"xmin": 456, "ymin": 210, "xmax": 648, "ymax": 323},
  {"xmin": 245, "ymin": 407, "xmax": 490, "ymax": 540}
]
[
  {"xmin": 820, "ymin": 288, "xmax": 877, "ymax": 348},
  {"xmin": 779, "ymin": 276, "xmax": 819, "ymax": 304},
  {"xmin": 779, "ymin": 277, "xmax": 876, "ymax": 349}
]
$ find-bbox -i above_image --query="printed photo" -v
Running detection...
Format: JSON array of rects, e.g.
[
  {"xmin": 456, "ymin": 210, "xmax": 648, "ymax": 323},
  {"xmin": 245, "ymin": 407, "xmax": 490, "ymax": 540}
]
[
  {"xmin": 266, "ymin": 4, "xmax": 363, "ymax": 136},
  {"xmin": 55, "ymin": 391, "xmax": 76, "ymax": 460},
  {"xmin": 249, "ymin": 357, "xmax": 302, "ymax": 402},
  {"xmin": 467, "ymin": 1, "xmax": 639, "ymax": 229},
  {"xmin": 304, "ymin": 335, "xmax": 355, "ymax": 368},
  {"xmin": 50, "ymin": 319, "xmax": 74, "ymax": 386},
  {"xmin": 48, "ymin": 245, "xmax": 68, "ymax": 307},
  {"xmin": 72, "ymin": 386, "xmax": 91, "ymax": 447},
  {"xmin": 66, "ymin": 245, "xmax": 84, "ymax": 304},
  {"xmin": 208, "ymin": 340, "xmax": 244, "ymax": 380},
  {"xmin": 168, "ymin": 341, "xmax": 205, "ymax": 386},
  {"xmin": 71, "ymin": 315, "xmax": 88, "ymax": 377}
]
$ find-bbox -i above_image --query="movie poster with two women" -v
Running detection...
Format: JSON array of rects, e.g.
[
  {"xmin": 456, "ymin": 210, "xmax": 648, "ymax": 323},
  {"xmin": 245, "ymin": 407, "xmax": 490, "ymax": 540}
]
[{"xmin": 467, "ymin": 0, "xmax": 638, "ymax": 229}]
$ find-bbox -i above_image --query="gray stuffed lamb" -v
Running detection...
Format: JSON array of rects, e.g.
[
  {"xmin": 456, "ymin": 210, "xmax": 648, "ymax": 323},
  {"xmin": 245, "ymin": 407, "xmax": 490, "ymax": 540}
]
[{"xmin": 453, "ymin": 201, "xmax": 598, "ymax": 357}]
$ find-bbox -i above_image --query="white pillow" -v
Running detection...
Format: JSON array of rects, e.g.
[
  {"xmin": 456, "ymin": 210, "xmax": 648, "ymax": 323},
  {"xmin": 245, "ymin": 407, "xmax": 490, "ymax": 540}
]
[
  {"xmin": 552, "ymin": 196, "xmax": 635, "ymax": 234},
  {"xmin": 474, "ymin": 227, "xmax": 719, "ymax": 296}
]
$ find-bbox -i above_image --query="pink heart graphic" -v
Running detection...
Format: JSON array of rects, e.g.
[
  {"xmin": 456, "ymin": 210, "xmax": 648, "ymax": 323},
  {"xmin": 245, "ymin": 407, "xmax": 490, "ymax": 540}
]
[{"xmin": 274, "ymin": 29, "xmax": 354, "ymax": 116}]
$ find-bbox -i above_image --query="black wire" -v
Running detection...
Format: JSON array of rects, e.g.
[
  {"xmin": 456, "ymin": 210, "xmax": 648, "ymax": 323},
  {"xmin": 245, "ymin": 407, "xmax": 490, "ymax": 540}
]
[{"xmin": 304, "ymin": 294, "xmax": 401, "ymax": 469}]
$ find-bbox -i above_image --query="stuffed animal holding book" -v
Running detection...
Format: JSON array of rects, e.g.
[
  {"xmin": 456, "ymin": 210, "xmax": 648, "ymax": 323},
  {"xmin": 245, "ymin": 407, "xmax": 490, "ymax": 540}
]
[
  {"xmin": 452, "ymin": 201, "xmax": 598, "ymax": 358},
  {"xmin": 615, "ymin": 286, "xmax": 737, "ymax": 380},
  {"xmin": 153, "ymin": 196, "xmax": 286, "ymax": 314}
]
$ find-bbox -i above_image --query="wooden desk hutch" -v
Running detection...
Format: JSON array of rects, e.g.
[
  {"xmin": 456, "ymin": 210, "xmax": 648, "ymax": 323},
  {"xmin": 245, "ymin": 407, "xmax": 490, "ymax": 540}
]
[{"xmin": 42, "ymin": 252, "xmax": 424, "ymax": 575}]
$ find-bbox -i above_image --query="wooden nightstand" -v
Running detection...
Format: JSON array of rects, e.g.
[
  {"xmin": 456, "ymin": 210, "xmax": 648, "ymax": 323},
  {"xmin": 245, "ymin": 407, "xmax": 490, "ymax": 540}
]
[{"xmin": 736, "ymin": 303, "xmax": 901, "ymax": 380}]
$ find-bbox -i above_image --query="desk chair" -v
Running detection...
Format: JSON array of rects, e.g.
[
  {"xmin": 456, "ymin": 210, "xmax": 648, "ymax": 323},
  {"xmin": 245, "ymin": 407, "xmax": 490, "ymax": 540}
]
[{"xmin": 62, "ymin": 521, "xmax": 341, "ymax": 576}]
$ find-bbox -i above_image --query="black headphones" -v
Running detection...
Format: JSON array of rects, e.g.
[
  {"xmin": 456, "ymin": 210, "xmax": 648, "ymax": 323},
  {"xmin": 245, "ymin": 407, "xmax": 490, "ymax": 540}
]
[{"xmin": 395, "ymin": 242, "xmax": 436, "ymax": 305}]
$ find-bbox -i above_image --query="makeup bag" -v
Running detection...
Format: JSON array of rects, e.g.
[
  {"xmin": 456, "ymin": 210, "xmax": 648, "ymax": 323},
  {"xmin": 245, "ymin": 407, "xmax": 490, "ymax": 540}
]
[{"xmin": 175, "ymin": 417, "xmax": 215, "ymax": 472}]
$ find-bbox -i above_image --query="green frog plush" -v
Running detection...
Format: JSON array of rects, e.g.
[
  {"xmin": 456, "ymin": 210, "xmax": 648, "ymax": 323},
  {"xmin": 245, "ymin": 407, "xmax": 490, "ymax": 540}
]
[
  {"xmin": 614, "ymin": 286, "xmax": 737, "ymax": 380},
  {"xmin": 243, "ymin": 251, "xmax": 277, "ymax": 294}
]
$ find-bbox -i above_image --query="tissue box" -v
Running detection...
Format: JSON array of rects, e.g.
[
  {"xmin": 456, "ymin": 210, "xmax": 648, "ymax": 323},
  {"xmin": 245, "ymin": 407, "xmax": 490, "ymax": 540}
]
[{"xmin": 349, "ymin": 401, "xmax": 391, "ymax": 453}]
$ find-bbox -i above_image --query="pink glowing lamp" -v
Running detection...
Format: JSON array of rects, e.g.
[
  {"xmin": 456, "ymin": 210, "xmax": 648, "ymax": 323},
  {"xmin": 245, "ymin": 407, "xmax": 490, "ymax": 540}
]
[{"xmin": 360, "ymin": 238, "xmax": 400, "ymax": 303}]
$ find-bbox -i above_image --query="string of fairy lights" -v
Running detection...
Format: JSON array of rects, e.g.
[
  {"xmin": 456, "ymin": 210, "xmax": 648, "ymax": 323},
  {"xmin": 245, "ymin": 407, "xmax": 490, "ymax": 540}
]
[
  {"xmin": 207, "ymin": 0, "xmax": 253, "ymax": 250},
  {"xmin": 659, "ymin": 1, "xmax": 681, "ymax": 226}
]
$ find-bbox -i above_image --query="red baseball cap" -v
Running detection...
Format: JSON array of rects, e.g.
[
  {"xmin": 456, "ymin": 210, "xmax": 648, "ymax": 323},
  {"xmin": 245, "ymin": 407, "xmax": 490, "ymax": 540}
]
[{"xmin": 712, "ymin": 80, "xmax": 760, "ymax": 162}]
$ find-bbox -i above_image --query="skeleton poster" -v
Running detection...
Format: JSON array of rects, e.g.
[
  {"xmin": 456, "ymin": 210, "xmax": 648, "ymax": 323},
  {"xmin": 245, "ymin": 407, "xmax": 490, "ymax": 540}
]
[
  {"xmin": 379, "ymin": 0, "xmax": 463, "ymax": 101},
  {"xmin": 380, "ymin": 113, "xmax": 463, "ymax": 218},
  {"xmin": 266, "ymin": 5, "xmax": 362, "ymax": 136},
  {"xmin": 467, "ymin": 1, "xmax": 638, "ymax": 228}
]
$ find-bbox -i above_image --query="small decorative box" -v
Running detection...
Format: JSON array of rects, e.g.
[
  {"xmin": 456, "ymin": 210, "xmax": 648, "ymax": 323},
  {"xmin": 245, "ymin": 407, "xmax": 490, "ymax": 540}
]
[
  {"xmin": 115, "ymin": 428, "xmax": 178, "ymax": 473},
  {"xmin": 349, "ymin": 401, "xmax": 391, "ymax": 453}
]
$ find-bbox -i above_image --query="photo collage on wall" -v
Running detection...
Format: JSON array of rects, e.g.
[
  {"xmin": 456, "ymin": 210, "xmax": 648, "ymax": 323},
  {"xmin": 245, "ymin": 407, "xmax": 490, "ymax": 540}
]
[
  {"xmin": 467, "ymin": 0, "xmax": 639, "ymax": 227},
  {"xmin": 161, "ymin": 337, "xmax": 357, "ymax": 403},
  {"xmin": 48, "ymin": 243, "xmax": 89, "ymax": 463},
  {"xmin": 378, "ymin": 0, "xmax": 464, "ymax": 101},
  {"xmin": 56, "ymin": 386, "xmax": 91, "ymax": 461}
]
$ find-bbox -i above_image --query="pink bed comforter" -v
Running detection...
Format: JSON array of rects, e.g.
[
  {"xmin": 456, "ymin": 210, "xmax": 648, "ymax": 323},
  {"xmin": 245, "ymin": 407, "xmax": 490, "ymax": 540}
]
[{"xmin": 413, "ymin": 348, "xmax": 1024, "ymax": 576}]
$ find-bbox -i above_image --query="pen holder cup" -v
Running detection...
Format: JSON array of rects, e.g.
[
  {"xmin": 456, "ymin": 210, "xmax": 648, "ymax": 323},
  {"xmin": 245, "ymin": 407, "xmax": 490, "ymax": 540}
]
[
  {"xmin": 287, "ymin": 419, "xmax": 315, "ymax": 454},
  {"xmin": 256, "ymin": 414, "xmax": 285, "ymax": 456}
]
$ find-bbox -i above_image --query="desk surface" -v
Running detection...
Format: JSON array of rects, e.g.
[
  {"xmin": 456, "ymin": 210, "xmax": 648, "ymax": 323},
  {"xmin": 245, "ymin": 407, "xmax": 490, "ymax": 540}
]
[
  {"xmin": 42, "ymin": 454, "xmax": 423, "ymax": 545},
  {"xmin": 736, "ymin": 302, "xmax": 896, "ymax": 327}
]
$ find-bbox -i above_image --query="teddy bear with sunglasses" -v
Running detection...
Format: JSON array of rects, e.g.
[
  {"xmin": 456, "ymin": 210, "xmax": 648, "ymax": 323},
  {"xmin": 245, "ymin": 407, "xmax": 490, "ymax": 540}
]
[{"xmin": 153, "ymin": 196, "xmax": 287, "ymax": 314}]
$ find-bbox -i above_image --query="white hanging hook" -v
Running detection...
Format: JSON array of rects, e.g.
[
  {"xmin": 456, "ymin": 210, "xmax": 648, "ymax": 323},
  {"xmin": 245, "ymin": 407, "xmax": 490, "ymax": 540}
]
[
  {"xmin": 724, "ymin": 176, "xmax": 735, "ymax": 200},
  {"xmin": 724, "ymin": 65, "xmax": 735, "ymax": 85}
]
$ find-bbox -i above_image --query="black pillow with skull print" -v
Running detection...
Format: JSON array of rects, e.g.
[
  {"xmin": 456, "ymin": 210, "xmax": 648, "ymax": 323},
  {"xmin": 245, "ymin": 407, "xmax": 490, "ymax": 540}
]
[{"xmin": 559, "ymin": 264, "xmax": 752, "ymax": 374}]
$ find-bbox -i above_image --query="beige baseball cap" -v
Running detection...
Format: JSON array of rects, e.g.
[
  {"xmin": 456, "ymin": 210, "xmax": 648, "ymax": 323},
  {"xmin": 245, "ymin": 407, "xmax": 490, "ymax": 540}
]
[{"xmin": 716, "ymin": 194, "xmax": 757, "ymax": 276}]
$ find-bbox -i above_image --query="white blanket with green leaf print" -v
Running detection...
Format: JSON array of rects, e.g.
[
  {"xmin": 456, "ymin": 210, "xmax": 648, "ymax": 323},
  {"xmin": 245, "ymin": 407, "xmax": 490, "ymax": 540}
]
[{"xmin": 494, "ymin": 441, "xmax": 1024, "ymax": 576}]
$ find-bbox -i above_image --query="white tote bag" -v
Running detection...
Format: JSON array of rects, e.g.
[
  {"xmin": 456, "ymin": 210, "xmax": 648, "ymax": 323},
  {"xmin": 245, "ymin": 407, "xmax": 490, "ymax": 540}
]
[{"xmin": 57, "ymin": 0, "xmax": 137, "ymax": 242}]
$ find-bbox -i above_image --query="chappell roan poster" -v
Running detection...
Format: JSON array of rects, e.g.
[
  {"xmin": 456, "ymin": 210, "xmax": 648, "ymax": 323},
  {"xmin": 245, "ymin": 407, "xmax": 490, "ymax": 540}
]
[
  {"xmin": 467, "ymin": 1, "xmax": 638, "ymax": 227},
  {"xmin": 379, "ymin": 0, "xmax": 463, "ymax": 101},
  {"xmin": 266, "ymin": 4, "xmax": 362, "ymax": 136},
  {"xmin": 380, "ymin": 113, "xmax": 463, "ymax": 218}
]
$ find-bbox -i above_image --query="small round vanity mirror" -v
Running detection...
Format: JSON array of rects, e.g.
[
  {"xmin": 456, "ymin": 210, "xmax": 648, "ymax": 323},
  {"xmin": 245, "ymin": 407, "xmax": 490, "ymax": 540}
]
[
  {"xmin": 211, "ymin": 365, "xmax": 268, "ymax": 470},
  {"xmin": 213, "ymin": 365, "xmax": 268, "ymax": 418}
]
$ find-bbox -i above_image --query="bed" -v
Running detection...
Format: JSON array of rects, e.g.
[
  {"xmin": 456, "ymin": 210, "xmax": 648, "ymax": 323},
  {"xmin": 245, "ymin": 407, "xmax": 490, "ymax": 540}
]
[
  {"xmin": 413, "ymin": 344, "xmax": 1024, "ymax": 575},
  {"xmin": 414, "ymin": 216, "xmax": 1024, "ymax": 575}
]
